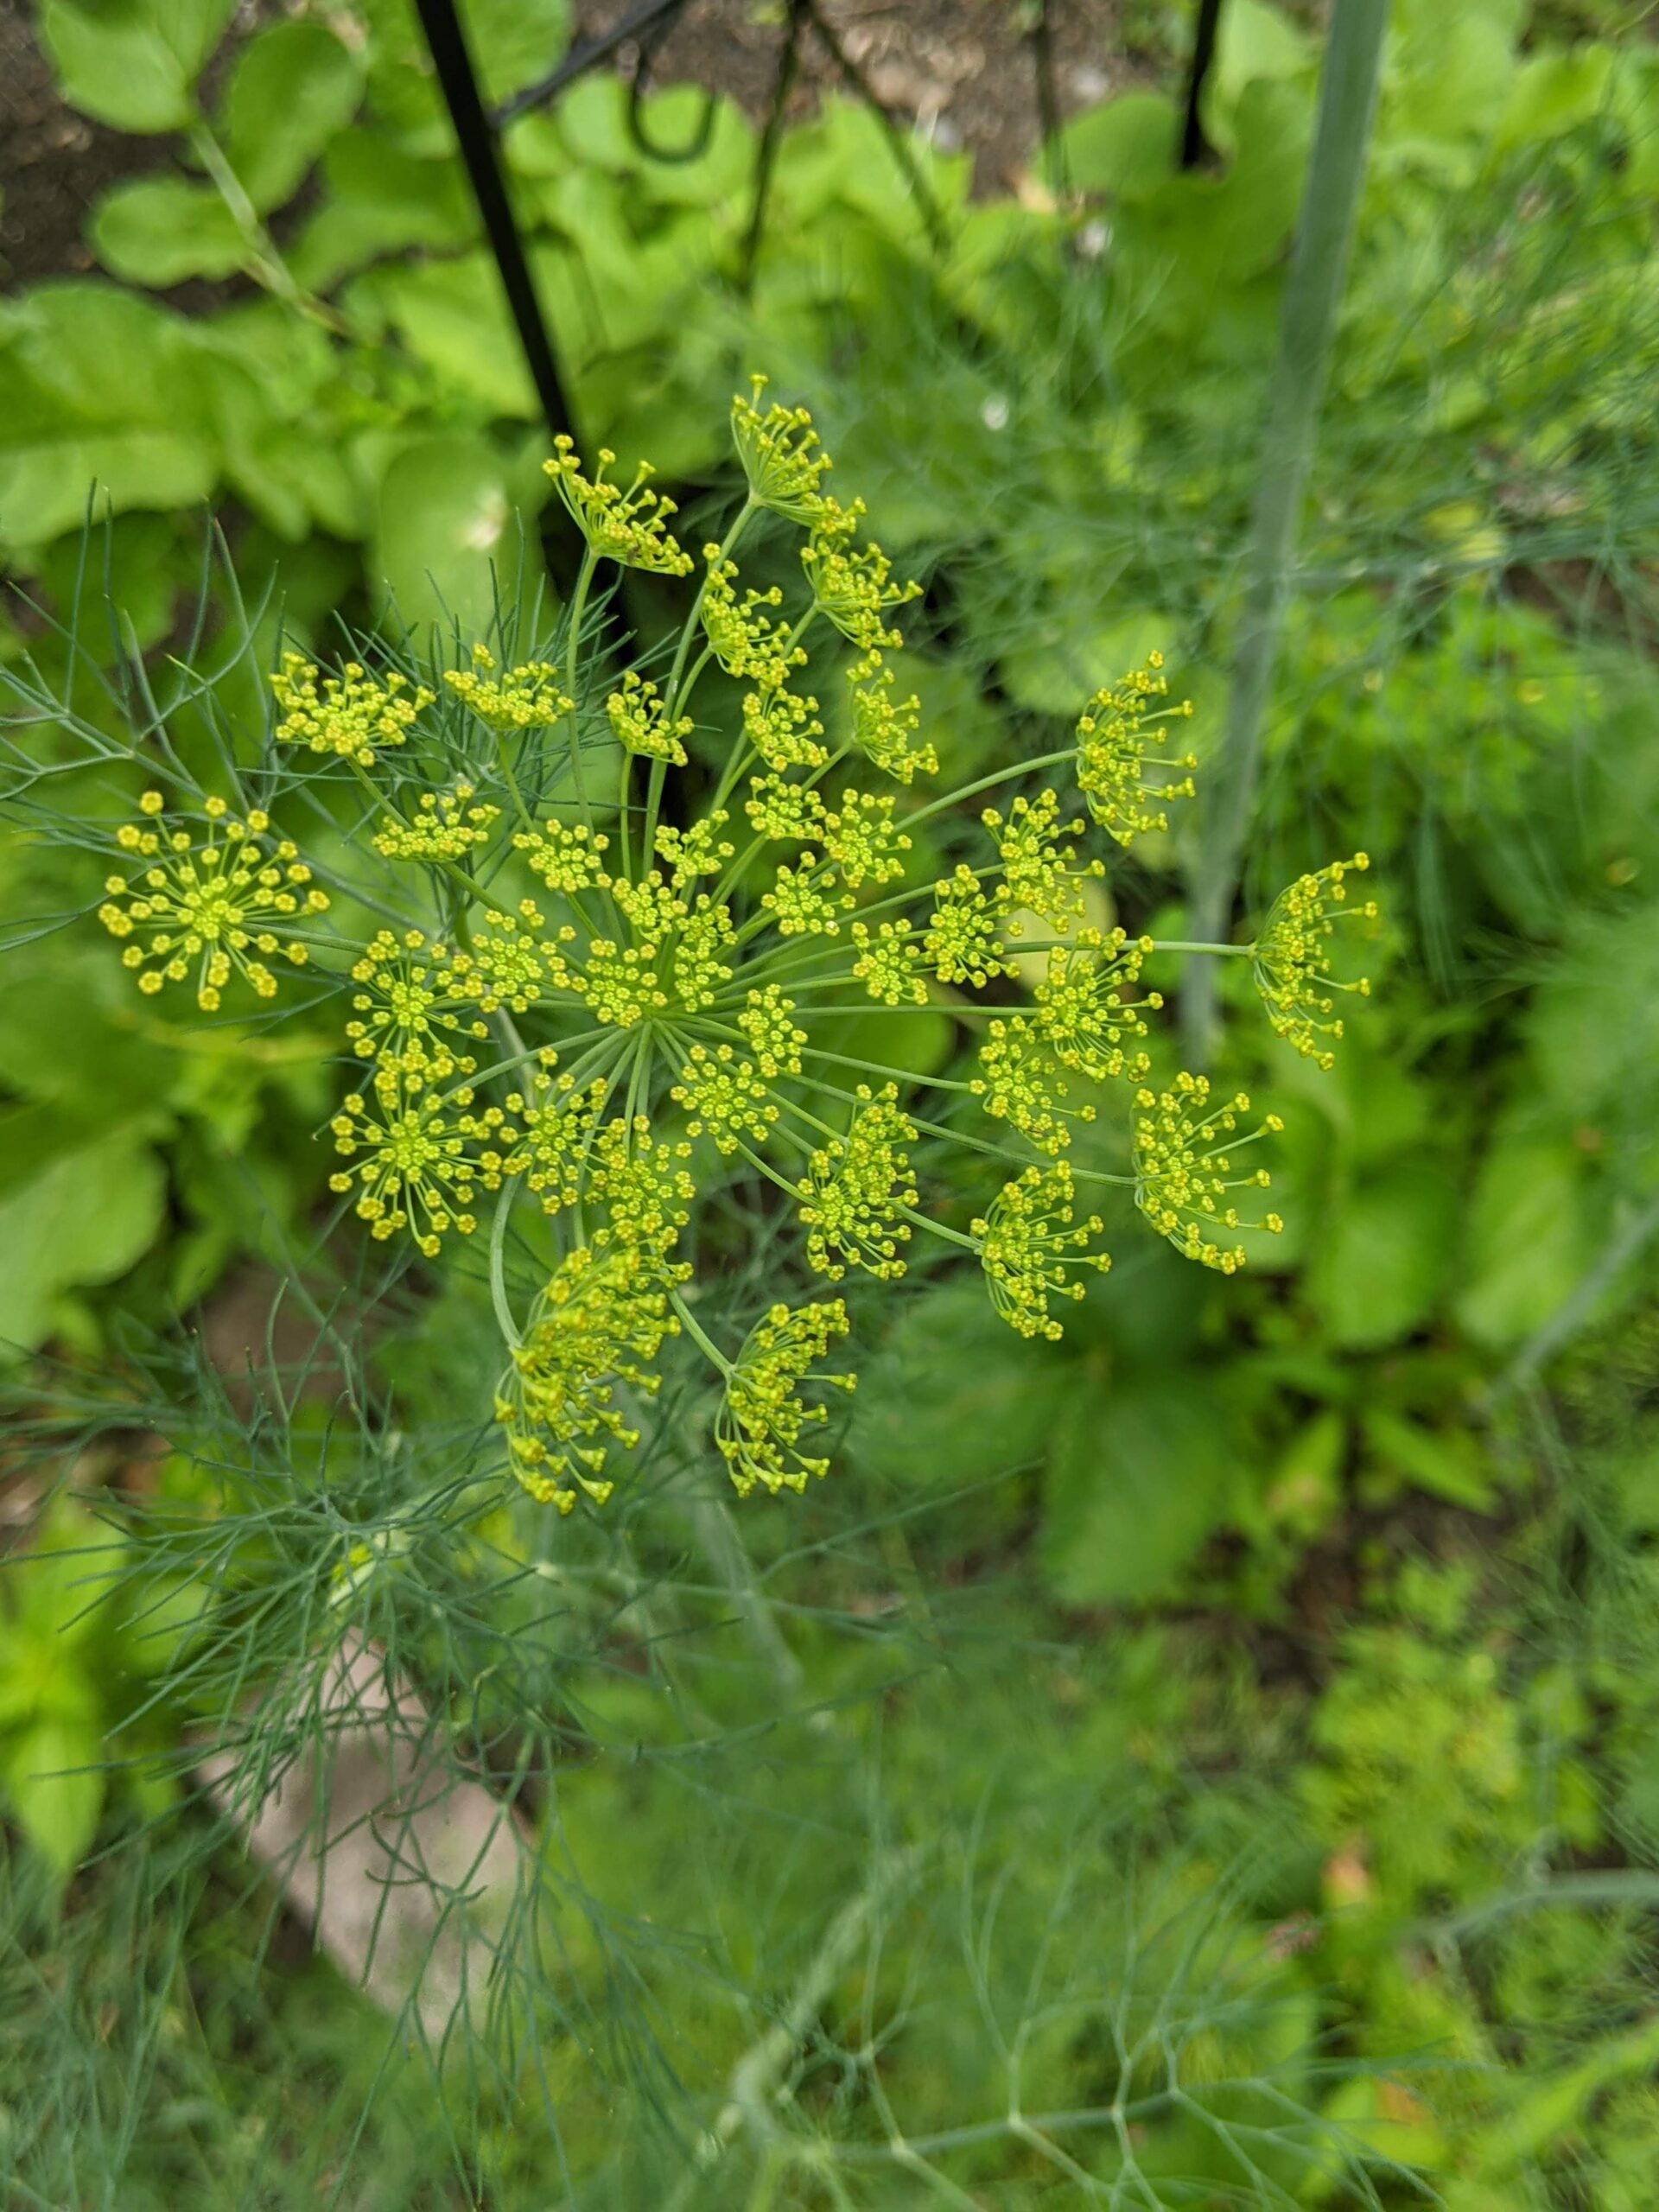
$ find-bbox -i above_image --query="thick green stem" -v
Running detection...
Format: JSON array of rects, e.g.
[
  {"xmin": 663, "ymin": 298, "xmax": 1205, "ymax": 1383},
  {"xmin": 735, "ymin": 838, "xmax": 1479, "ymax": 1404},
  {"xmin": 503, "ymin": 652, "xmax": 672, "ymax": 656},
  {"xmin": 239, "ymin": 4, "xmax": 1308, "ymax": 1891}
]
[{"xmin": 1182, "ymin": 0, "xmax": 1390, "ymax": 1066}]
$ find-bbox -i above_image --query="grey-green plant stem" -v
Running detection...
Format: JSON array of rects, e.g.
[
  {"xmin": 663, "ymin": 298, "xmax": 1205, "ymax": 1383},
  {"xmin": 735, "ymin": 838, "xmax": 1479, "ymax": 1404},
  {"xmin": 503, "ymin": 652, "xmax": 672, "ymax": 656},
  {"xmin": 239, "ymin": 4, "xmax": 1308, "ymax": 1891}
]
[{"xmin": 1182, "ymin": 0, "xmax": 1391, "ymax": 1066}]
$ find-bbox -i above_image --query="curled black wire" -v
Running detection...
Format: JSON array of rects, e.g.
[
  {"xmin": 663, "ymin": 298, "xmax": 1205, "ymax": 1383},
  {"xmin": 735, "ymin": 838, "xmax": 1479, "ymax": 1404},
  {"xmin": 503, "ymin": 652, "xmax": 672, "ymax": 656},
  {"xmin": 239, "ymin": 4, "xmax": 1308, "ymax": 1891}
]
[{"xmin": 626, "ymin": 11, "xmax": 717, "ymax": 162}]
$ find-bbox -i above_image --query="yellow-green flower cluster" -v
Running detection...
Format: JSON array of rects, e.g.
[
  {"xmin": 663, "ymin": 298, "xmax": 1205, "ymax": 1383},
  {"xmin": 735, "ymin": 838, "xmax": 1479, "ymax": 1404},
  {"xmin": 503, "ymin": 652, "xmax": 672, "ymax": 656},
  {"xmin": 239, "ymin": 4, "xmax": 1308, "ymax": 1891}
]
[
  {"xmin": 974, "ymin": 1163, "xmax": 1110, "ymax": 1340},
  {"xmin": 544, "ymin": 437, "xmax": 694, "ymax": 575},
  {"xmin": 716, "ymin": 1299, "xmax": 854, "ymax": 1497},
  {"xmin": 801, "ymin": 498, "xmax": 921, "ymax": 652},
  {"xmin": 82, "ymin": 380, "xmax": 1379, "ymax": 1521},
  {"xmin": 1251, "ymin": 853, "xmax": 1376, "ymax": 1069},
  {"xmin": 607, "ymin": 671, "xmax": 692, "ymax": 766},
  {"xmin": 1074, "ymin": 654, "xmax": 1198, "ymax": 846},
  {"xmin": 798, "ymin": 1084, "xmax": 918, "ymax": 1282},
  {"xmin": 372, "ymin": 785, "xmax": 500, "ymax": 862},
  {"xmin": 99, "ymin": 790, "xmax": 327, "ymax": 1011},
  {"xmin": 443, "ymin": 645, "xmax": 571, "ymax": 729},
  {"xmin": 496, "ymin": 1234, "xmax": 684, "ymax": 1511},
  {"xmin": 1131, "ymin": 1073, "xmax": 1283, "ymax": 1274},
  {"xmin": 847, "ymin": 655, "xmax": 938, "ymax": 783},
  {"xmin": 329, "ymin": 1082, "xmax": 513, "ymax": 1259},
  {"xmin": 984, "ymin": 791, "xmax": 1102, "ymax": 932},
  {"xmin": 731, "ymin": 375, "xmax": 833, "ymax": 524},
  {"xmin": 271, "ymin": 653, "xmax": 431, "ymax": 766},
  {"xmin": 925, "ymin": 867, "xmax": 1012, "ymax": 988}
]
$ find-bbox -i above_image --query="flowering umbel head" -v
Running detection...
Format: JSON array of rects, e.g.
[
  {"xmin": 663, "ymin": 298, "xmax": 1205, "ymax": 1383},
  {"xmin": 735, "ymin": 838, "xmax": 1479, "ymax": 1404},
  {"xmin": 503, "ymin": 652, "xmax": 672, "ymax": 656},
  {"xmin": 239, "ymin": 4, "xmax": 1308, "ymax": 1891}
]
[
  {"xmin": 974, "ymin": 1162, "xmax": 1110, "ymax": 1340},
  {"xmin": 544, "ymin": 437, "xmax": 694, "ymax": 575},
  {"xmin": 1251, "ymin": 854, "xmax": 1376, "ymax": 1069},
  {"xmin": 79, "ymin": 381, "xmax": 1376, "ymax": 1522},
  {"xmin": 99, "ymin": 791, "xmax": 327, "ymax": 1010},
  {"xmin": 271, "ymin": 654, "xmax": 431, "ymax": 766},
  {"xmin": 716, "ymin": 1300, "xmax": 854, "ymax": 1497},
  {"xmin": 1131, "ymin": 1074, "xmax": 1282, "ymax": 1274},
  {"xmin": 730, "ymin": 375, "xmax": 833, "ymax": 524},
  {"xmin": 1074, "ymin": 655, "xmax": 1198, "ymax": 847}
]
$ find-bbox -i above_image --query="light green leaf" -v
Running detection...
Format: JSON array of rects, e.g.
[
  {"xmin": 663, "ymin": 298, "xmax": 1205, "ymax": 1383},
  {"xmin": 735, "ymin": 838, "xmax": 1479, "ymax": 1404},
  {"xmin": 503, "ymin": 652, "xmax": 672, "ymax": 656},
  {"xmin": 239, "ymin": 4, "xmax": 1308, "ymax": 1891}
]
[
  {"xmin": 1362, "ymin": 1407, "xmax": 1496, "ymax": 1510},
  {"xmin": 289, "ymin": 132, "xmax": 473, "ymax": 291},
  {"xmin": 1215, "ymin": 0, "xmax": 1311, "ymax": 102},
  {"xmin": 1042, "ymin": 1377, "xmax": 1235, "ymax": 1606},
  {"xmin": 1059, "ymin": 92, "xmax": 1178, "ymax": 200},
  {"xmin": 39, "ymin": 0, "xmax": 235, "ymax": 132},
  {"xmin": 1456, "ymin": 1139, "xmax": 1594, "ymax": 1350},
  {"xmin": 223, "ymin": 21, "xmax": 365, "ymax": 213},
  {"xmin": 365, "ymin": 256, "xmax": 537, "ymax": 417},
  {"xmin": 1306, "ymin": 1161, "xmax": 1457, "ymax": 1351},
  {"xmin": 0, "ymin": 285, "xmax": 219, "ymax": 550},
  {"xmin": 90, "ymin": 175, "xmax": 246, "ymax": 288},
  {"xmin": 2, "ymin": 1718, "xmax": 105, "ymax": 1879},
  {"xmin": 1496, "ymin": 46, "xmax": 1614, "ymax": 149},
  {"xmin": 372, "ymin": 432, "xmax": 531, "ymax": 638},
  {"xmin": 0, "ymin": 1133, "xmax": 167, "ymax": 1352}
]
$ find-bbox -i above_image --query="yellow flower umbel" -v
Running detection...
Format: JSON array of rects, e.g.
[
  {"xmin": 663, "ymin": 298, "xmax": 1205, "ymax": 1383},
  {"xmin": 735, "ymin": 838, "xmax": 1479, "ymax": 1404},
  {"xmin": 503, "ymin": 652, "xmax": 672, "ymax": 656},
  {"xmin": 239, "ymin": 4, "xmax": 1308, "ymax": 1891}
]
[
  {"xmin": 72, "ymin": 382, "xmax": 1383, "ymax": 1522},
  {"xmin": 715, "ymin": 1300, "xmax": 854, "ymax": 1497},
  {"xmin": 372, "ymin": 785, "xmax": 500, "ymax": 862},
  {"xmin": 798, "ymin": 1085, "xmax": 918, "ymax": 1282},
  {"xmin": 270, "ymin": 653, "xmax": 432, "ymax": 766},
  {"xmin": 544, "ymin": 436, "xmax": 693, "ymax": 575},
  {"xmin": 328, "ymin": 1078, "xmax": 513, "ymax": 1257},
  {"xmin": 731, "ymin": 374, "xmax": 833, "ymax": 524},
  {"xmin": 99, "ymin": 791, "xmax": 327, "ymax": 1011},
  {"xmin": 1131, "ymin": 1073, "xmax": 1283, "ymax": 1274},
  {"xmin": 1251, "ymin": 854, "xmax": 1377, "ymax": 1069},
  {"xmin": 607, "ymin": 671, "xmax": 692, "ymax": 766},
  {"xmin": 974, "ymin": 1161, "xmax": 1110, "ymax": 1340},
  {"xmin": 847, "ymin": 654, "xmax": 937, "ymax": 784},
  {"xmin": 1074, "ymin": 654, "xmax": 1198, "ymax": 846},
  {"xmin": 443, "ymin": 645, "xmax": 572, "ymax": 730},
  {"xmin": 800, "ymin": 498, "xmax": 921, "ymax": 652},
  {"xmin": 495, "ymin": 1235, "xmax": 683, "ymax": 1511}
]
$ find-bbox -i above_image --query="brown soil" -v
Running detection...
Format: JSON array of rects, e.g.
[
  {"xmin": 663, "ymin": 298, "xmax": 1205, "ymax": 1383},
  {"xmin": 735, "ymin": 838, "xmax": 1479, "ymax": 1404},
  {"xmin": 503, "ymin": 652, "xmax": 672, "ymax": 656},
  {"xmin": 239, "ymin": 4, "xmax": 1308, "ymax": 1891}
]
[
  {"xmin": 571, "ymin": 0, "xmax": 1168, "ymax": 196},
  {"xmin": 1, "ymin": 0, "xmax": 1170, "ymax": 297}
]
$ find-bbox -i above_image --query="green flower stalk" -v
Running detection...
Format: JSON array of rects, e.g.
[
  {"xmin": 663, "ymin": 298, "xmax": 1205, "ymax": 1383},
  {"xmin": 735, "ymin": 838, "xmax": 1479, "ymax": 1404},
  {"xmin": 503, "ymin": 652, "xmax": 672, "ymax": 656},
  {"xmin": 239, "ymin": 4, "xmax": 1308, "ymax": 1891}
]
[{"xmin": 87, "ymin": 385, "xmax": 1378, "ymax": 1514}]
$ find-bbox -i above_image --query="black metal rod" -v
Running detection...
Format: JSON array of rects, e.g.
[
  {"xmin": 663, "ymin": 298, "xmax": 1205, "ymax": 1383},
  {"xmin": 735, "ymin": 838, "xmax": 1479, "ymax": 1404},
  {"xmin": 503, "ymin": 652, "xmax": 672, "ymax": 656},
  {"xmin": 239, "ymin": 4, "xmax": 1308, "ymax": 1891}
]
[
  {"xmin": 492, "ymin": 0, "xmax": 692, "ymax": 129},
  {"xmin": 412, "ymin": 0, "xmax": 575, "ymax": 448},
  {"xmin": 1180, "ymin": 0, "xmax": 1226, "ymax": 169}
]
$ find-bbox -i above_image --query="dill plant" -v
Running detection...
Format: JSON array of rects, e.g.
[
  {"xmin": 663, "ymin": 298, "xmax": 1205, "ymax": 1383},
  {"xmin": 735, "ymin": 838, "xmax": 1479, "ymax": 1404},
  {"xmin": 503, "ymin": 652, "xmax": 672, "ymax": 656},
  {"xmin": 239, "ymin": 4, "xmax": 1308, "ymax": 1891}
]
[{"xmin": 43, "ymin": 383, "xmax": 1374, "ymax": 1517}]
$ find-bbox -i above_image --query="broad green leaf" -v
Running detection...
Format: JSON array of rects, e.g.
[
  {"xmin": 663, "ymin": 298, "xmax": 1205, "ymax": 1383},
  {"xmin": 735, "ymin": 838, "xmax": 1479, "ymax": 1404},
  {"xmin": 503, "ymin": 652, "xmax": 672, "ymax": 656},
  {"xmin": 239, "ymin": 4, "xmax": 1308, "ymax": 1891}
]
[
  {"xmin": 1527, "ymin": 899, "xmax": 1659, "ymax": 1184},
  {"xmin": 1060, "ymin": 92, "xmax": 1179, "ymax": 200},
  {"xmin": 0, "ymin": 1132, "xmax": 167, "ymax": 1351},
  {"xmin": 90, "ymin": 175, "xmax": 246, "ymax": 288},
  {"xmin": 372, "ymin": 432, "xmax": 530, "ymax": 637},
  {"xmin": 1260, "ymin": 1408, "xmax": 1346, "ymax": 1538},
  {"xmin": 632, "ymin": 92, "xmax": 754, "ymax": 211},
  {"xmin": 365, "ymin": 256, "xmax": 537, "ymax": 417},
  {"xmin": 1456, "ymin": 1139, "xmax": 1594, "ymax": 1349},
  {"xmin": 1306, "ymin": 1161, "xmax": 1458, "ymax": 1351},
  {"xmin": 39, "ymin": 0, "xmax": 236, "ymax": 132},
  {"xmin": 0, "ymin": 285, "xmax": 219, "ymax": 550},
  {"xmin": 1214, "ymin": 0, "xmax": 1311, "ymax": 103},
  {"xmin": 223, "ymin": 21, "xmax": 365, "ymax": 213},
  {"xmin": 461, "ymin": 0, "xmax": 572, "ymax": 107},
  {"xmin": 1, "ymin": 1718, "xmax": 105, "ymax": 1879},
  {"xmin": 1042, "ymin": 1377, "xmax": 1235, "ymax": 1606},
  {"xmin": 1496, "ymin": 46, "xmax": 1615, "ymax": 149},
  {"xmin": 289, "ymin": 132, "xmax": 473, "ymax": 291}
]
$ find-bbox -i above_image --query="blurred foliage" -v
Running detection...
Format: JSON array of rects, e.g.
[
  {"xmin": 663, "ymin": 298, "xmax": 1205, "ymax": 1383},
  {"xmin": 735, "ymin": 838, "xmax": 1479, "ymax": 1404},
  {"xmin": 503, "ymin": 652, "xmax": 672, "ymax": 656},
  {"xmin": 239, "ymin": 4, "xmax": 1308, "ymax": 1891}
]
[{"xmin": 3, "ymin": 0, "xmax": 1659, "ymax": 2202}]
